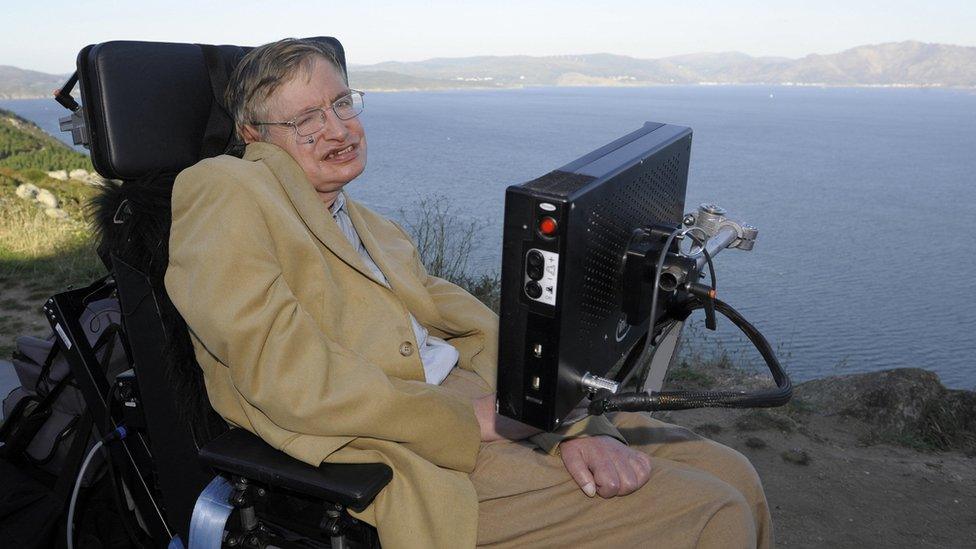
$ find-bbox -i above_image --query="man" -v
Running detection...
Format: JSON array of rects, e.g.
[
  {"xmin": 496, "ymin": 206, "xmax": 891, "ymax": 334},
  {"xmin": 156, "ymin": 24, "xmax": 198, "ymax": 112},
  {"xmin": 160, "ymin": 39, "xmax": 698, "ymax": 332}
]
[{"xmin": 165, "ymin": 38, "xmax": 770, "ymax": 548}]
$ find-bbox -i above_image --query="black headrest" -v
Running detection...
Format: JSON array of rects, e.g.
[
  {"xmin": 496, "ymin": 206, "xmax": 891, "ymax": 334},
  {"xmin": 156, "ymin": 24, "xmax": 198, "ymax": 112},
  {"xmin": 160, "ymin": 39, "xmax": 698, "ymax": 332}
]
[{"xmin": 76, "ymin": 37, "xmax": 346, "ymax": 180}]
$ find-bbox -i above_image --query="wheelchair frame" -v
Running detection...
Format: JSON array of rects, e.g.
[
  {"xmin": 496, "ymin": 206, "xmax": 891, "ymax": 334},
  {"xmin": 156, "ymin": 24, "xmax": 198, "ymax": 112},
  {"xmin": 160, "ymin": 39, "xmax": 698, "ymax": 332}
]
[{"xmin": 46, "ymin": 268, "xmax": 390, "ymax": 548}]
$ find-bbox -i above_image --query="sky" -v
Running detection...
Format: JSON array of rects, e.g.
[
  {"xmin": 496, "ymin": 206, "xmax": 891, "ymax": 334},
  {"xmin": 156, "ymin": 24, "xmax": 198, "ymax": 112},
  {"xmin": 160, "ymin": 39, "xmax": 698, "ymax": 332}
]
[{"xmin": 3, "ymin": 0, "xmax": 975, "ymax": 74}]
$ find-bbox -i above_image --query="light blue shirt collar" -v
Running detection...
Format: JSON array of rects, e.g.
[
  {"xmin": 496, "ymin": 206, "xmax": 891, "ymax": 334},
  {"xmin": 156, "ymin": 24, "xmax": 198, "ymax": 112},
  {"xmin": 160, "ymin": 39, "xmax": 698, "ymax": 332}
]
[{"xmin": 329, "ymin": 191, "xmax": 347, "ymax": 217}]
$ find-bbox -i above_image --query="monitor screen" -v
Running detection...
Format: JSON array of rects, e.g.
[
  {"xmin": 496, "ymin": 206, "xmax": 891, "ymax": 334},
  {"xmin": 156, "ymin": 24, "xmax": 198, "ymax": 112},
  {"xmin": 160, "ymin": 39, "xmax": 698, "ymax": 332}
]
[{"xmin": 497, "ymin": 122, "xmax": 693, "ymax": 431}]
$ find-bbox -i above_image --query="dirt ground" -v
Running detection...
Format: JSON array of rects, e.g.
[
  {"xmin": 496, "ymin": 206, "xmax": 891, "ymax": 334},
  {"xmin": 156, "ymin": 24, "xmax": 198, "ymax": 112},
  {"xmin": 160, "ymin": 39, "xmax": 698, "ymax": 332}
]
[{"xmin": 663, "ymin": 406, "xmax": 976, "ymax": 548}]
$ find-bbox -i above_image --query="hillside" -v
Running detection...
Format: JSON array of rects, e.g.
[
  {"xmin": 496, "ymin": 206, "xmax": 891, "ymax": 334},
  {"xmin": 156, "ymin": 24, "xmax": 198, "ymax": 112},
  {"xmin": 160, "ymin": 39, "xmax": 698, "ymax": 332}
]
[
  {"xmin": 350, "ymin": 70, "xmax": 494, "ymax": 91},
  {"xmin": 356, "ymin": 41, "xmax": 976, "ymax": 88},
  {"xmin": 0, "ymin": 108, "xmax": 92, "ymax": 172},
  {"xmin": 0, "ymin": 108, "xmax": 102, "ymax": 339},
  {"xmin": 0, "ymin": 65, "xmax": 66, "ymax": 99}
]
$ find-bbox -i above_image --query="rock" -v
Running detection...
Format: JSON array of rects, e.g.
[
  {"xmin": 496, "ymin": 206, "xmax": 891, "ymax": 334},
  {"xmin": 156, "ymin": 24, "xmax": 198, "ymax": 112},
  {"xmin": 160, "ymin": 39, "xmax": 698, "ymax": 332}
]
[
  {"xmin": 85, "ymin": 173, "xmax": 110, "ymax": 187},
  {"xmin": 69, "ymin": 169, "xmax": 89, "ymax": 180},
  {"xmin": 781, "ymin": 448, "xmax": 811, "ymax": 465},
  {"xmin": 795, "ymin": 369, "xmax": 944, "ymax": 433},
  {"xmin": 47, "ymin": 170, "xmax": 69, "ymax": 181},
  {"xmin": 44, "ymin": 207, "xmax": 69, "ymax": 219},
  {"xmin": 15, "ymin": 183, "xmax": 40, "ymax": 199},
  {"xmin": 795, "ymin": 368, "xmax": 976, "ymax": 452},
  {"xmin": 35, "ymin": 188, "xmax": 59, "ymax": 209},
  {"xmin": 745, "ymin": 437, "xmax": 768, "ymax": 449}
]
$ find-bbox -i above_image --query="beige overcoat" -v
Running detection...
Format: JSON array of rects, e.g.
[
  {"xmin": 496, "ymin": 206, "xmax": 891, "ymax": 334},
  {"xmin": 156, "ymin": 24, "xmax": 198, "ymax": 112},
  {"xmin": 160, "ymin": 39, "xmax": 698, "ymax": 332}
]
[{"xmin": 165, "ymin": 142, "xmax": 619, "ymax": 548}]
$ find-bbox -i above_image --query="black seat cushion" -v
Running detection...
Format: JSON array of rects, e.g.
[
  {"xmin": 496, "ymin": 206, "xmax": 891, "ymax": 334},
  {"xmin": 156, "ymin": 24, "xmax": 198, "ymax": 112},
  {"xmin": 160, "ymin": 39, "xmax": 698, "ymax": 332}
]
[{"xmin": 199, "ymin": 429, "xmax": 391, "ymax": 513}]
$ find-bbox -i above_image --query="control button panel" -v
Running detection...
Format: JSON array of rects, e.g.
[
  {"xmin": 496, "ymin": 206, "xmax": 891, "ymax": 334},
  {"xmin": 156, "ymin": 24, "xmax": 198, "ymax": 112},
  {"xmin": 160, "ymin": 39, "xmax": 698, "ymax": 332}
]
[{"xmin": 524, "ymin": 248, "xmax": 559, "ymax": 306}]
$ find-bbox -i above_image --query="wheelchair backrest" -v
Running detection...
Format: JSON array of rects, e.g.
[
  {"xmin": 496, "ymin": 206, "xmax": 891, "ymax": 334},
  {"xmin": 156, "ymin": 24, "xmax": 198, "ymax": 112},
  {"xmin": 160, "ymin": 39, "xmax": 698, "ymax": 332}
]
[{"xmin": 77, "ymin": 37, "xmax": 346, "ymax": 180}]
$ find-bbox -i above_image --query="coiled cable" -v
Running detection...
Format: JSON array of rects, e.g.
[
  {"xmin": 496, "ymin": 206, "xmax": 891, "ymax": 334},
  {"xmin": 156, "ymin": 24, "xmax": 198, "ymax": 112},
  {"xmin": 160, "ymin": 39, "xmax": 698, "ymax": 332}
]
[{"xmin": 591, "ymin": 297, "xmax": 792, "ymax": 414}]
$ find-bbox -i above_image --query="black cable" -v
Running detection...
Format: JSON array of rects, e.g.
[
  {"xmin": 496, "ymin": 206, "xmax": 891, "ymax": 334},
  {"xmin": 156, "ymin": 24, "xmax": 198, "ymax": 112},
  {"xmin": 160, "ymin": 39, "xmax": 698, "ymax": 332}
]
[
  {"xmin": 636, "ymin": 226, "xmax": 684, "ymax": 391},
  {"xmin": 591, "ymin": 297, "xmax": 792, "ymax": 414},
  {"xmin": 686, "ymin": 231, "xmax": 716, "ymax": 292}
]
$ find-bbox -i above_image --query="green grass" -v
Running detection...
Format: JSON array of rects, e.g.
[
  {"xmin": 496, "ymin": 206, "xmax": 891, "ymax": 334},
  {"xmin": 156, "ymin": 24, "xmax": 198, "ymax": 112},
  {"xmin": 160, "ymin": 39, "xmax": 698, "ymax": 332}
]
[
  {"xmin": 0, "ymin": 168, "xmax": 104, "ymax": 292},
  {"xmin": 911, "ymin": 399, "xmax": 976, "ymax": 453},
  {"xmin": 857, "ymin": 394, "xmax": 976, "ymax": 454},
  {"xmin": 665, "ymin": 361, "xmax": 717, "ymax": 389}
]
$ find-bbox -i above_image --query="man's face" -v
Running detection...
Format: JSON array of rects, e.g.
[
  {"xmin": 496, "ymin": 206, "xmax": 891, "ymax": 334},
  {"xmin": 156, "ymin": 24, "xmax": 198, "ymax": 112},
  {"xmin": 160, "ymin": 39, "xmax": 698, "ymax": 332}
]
[{"xmin": 254, "ymin": 57, "xmax": 367, "ymax": 206}]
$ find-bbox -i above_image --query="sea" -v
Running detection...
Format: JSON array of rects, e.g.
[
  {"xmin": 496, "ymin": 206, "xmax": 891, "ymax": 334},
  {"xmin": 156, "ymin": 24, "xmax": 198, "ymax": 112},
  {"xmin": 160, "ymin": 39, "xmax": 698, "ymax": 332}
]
[{"xmin": 3, "ymin": 85, "xmax": 975, "ymax": 389}]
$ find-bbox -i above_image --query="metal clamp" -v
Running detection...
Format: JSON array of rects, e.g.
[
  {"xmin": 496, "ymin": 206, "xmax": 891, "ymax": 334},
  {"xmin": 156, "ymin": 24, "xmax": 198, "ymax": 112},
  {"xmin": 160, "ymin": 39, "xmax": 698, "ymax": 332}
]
[
  {"xmin": 683, "ymin": 203, "xmax": 759, "ymax": 270},
  {"xmin": 581, "ymin": 373, "xmax": 619, "ymax": 395}
]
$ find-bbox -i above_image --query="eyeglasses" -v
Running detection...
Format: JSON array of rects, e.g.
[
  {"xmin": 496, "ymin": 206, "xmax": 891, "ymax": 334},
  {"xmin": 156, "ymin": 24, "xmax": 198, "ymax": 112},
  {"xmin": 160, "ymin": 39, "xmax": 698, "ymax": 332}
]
[{"xmin": 252, "ymin": 90, "xmax": 365, "ymax": 139}]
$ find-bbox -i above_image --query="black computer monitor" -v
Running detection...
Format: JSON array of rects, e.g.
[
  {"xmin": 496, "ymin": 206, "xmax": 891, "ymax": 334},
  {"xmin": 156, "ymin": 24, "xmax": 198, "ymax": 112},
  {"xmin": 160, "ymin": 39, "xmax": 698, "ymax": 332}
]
[{"xmin": 497, "ymin": 122, "xmax": 693, "ymax": 431}]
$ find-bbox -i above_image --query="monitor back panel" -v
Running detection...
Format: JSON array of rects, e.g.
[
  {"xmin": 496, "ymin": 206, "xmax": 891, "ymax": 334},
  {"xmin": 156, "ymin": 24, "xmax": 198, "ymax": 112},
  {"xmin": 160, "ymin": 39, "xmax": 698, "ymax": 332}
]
[{"xmin": 498, "ymin": 122, "xmax": 692, "ymax": 431}]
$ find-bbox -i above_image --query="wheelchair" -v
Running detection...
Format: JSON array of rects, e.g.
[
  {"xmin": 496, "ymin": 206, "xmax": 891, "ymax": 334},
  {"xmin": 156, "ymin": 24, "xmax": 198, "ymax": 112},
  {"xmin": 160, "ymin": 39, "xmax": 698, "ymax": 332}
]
[{"xmin": 43, "ymin": 37, "xmax": 391, "ymax": 548}]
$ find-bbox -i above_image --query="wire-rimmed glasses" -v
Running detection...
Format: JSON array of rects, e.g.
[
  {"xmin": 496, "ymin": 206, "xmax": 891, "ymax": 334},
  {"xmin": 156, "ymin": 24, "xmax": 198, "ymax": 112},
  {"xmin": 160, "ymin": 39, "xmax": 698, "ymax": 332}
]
[{"xmin": 252, "ymin": 90, "xmax": 365, "ymax": 141}]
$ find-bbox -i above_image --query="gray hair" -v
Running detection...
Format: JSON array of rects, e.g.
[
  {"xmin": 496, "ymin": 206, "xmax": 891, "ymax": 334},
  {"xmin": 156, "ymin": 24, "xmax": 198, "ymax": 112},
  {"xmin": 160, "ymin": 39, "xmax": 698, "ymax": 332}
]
[{"xmin": 225, "ymin": 38, "xmax": 346, "ymax": 139}]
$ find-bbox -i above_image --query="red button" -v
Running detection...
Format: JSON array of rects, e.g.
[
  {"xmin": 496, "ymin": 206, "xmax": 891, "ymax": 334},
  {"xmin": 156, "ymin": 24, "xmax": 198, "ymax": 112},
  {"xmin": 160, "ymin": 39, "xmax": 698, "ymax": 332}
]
[{"xmin": 539, "ymin": 216, "xmax": 558, "ymax": 236}]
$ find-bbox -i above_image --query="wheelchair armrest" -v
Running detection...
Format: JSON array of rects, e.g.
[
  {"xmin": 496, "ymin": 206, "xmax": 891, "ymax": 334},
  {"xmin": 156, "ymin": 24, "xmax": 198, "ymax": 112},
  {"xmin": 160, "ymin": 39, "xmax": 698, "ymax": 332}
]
[{"xmin": 199, "ymin": 429, "xmax": 391, "ymax": 512}]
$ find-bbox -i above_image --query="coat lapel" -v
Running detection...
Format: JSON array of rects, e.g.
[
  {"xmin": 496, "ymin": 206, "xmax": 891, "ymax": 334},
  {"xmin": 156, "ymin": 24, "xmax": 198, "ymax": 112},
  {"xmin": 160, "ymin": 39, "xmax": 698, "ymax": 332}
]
[
  {"xmin": 243, "ymin": 143, "xmax": 384, "ymax": 285},
  {"xmin": 347, "ymin": 197, "xmax": 445, "ymax": 330}
]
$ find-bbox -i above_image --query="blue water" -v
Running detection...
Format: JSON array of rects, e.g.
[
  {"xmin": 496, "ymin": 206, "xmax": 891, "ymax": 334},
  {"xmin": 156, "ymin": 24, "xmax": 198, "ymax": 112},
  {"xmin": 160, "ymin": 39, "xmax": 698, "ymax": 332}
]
[{"xmin": 4, "ymin": 86, "xmax": 976, "ymax": 389}]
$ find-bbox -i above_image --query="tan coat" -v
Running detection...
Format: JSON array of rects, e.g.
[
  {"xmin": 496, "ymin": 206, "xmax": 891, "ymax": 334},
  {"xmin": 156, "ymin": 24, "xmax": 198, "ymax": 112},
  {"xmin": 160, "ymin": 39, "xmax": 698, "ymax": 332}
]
[{"xmin": 165, "ymin": 142, "xmax": 619, "ymax": 548}]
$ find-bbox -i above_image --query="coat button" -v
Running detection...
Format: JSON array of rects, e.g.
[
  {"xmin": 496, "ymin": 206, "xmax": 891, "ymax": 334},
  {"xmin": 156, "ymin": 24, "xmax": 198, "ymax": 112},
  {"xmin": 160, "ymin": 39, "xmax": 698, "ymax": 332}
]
[{"xmin": 399, "ymin": 342, "xmax": 414, "ymax": 357}]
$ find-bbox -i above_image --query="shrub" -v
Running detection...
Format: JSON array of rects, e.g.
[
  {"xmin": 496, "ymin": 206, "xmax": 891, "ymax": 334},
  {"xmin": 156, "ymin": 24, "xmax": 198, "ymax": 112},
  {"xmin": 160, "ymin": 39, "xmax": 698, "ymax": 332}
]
[
  {"xmin": 399, "ymin": 194, "xmax": 500, "ymax": 312},
  {"xmin": 19, "ymin": 168, "xmax": 50, "ymax": 183}
]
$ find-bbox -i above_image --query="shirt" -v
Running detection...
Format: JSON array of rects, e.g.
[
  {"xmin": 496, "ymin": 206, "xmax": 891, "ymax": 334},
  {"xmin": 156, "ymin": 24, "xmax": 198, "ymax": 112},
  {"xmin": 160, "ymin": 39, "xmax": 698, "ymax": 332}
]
[{"xmin": 329, "ymin": 192, "xmax": 459, "ymax": 385}]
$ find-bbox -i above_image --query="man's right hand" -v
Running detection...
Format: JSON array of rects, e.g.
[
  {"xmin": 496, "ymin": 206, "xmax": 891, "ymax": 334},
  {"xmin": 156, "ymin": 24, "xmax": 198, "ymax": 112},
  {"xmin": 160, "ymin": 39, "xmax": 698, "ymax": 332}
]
[
  {"xmin": 558, "ymin": 435, "xmax": 651, "ymax": 498},
  {"xmin": 472, "ymin": 393, "xmax": 542, "ymax": 442}
]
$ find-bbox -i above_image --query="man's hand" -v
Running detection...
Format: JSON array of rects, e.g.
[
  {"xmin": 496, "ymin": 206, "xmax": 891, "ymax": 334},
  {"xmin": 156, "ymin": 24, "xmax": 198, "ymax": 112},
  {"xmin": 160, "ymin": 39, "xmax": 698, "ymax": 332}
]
[
  {"xmin": 559, "ymin": 435, "xmax": 651, "ymax": 498},
  {"xmin": 472, "ymin": 393, "xmax": 542, "ymax": 442}
]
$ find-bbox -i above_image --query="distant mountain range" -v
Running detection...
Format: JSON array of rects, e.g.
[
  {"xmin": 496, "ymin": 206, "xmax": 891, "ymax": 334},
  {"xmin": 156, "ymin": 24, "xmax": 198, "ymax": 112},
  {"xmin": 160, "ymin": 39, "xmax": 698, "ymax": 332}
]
[
  {"xmin": 2, "ymin": 41, "xmax": 974, "ymax": 98},
  {"xmin": 0, "ymin": 66, "xmax": 67, "ymax": 99},
  {"xmin": 352, "ymin": 42, "xmax": 976, "ymax": 90}
]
